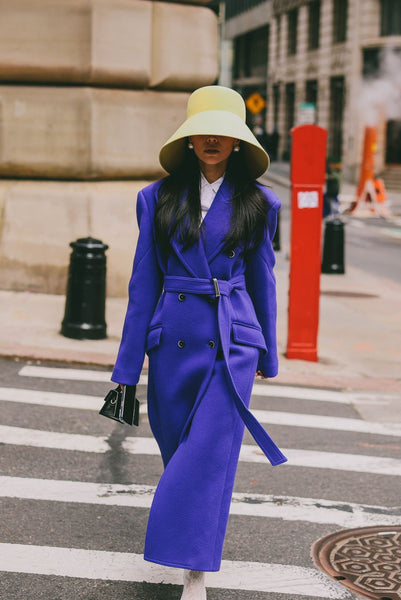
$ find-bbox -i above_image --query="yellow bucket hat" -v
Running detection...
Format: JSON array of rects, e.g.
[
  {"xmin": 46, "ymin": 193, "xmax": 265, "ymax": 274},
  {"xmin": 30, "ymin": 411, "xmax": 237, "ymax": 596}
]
[{"xmin": 159, "ymin": 86, "xmax": 270, "ymax": 179}]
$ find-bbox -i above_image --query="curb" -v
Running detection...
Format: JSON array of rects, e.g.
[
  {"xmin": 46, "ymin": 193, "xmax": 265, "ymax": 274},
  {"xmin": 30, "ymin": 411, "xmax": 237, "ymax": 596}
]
[{"xmin": 0, "ymin": 343, "xmax": 115, "ymax": 369}]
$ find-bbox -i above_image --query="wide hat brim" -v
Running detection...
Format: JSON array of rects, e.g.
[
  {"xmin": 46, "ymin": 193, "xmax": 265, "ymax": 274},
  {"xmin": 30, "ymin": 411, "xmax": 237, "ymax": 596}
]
[{"xmin": 159, "ymin": 109, "xmax": 270, "ymax": 180}]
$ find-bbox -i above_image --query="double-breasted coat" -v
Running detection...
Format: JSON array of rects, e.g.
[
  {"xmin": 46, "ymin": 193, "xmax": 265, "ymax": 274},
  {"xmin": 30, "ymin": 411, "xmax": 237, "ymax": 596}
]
[{"xmin": 111, "ymin": 177, "xmax": 287, "ymax": 572}]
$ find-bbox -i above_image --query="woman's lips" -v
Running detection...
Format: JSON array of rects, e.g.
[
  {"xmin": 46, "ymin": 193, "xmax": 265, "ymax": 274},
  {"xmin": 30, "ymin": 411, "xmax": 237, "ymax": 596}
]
[{"xmin": 205, "ymin": 148, "xmax": 219, "ymax": 154}]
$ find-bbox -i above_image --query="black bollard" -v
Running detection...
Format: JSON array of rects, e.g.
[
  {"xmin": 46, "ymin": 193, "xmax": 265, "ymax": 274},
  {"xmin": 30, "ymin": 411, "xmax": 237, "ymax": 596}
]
[
  {"xmin": 321, "ymin": 218, "xmax": 345, "ymax": 274},
  {"xmin": 61, "ymin": 237, "xmax": 109, "ymax": 339},
  {"xmin": 272, "ymin": 209, "xmax": 281, "ymax": 252}
]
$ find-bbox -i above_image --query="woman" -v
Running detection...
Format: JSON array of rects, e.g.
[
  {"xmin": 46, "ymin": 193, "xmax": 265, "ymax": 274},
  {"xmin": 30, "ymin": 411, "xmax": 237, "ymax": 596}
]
[{"xmin": 112, "ymin": 86, "xmax": 287, "ymax": 600}]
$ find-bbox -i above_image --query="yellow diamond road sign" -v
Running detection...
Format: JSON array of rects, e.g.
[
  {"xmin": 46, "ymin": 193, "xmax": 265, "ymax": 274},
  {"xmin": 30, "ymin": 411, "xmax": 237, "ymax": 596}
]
[{"xmin": 246, "ymin": 92, "xmax": 266, "ymax": 114}]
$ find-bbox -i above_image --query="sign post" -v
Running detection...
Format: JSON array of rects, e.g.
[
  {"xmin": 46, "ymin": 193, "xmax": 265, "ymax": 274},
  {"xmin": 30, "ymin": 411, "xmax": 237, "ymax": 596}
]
[{"xmin": 286, "ymin": 124, "xmax": 327, "ymax": 362}]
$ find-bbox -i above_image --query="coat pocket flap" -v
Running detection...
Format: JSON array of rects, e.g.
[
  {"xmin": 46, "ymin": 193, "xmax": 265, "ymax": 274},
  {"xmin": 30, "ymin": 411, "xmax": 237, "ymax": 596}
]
[
  {"xmin": 232, "ymin": 322, "xmax": 267, "ymax": 352},
  {"xmin": 146, "ymin": 326, "xmax": 162, "ymax": 353}
]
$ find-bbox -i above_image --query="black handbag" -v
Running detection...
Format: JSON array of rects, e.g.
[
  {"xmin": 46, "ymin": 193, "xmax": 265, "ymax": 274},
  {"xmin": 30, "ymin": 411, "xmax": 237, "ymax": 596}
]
[{"xmin": 99, "ymin": 385, "xmax": 140, "ymax": 426}]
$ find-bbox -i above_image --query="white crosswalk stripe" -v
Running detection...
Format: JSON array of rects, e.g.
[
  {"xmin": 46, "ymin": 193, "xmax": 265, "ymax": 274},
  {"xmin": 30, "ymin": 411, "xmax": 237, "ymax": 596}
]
[
  {"xmin": 0, "ymin": 386, "xmax": 100, "ymax": 410},
  {"xmin": 1, "ymin": 362, "xmax": 397, "ymax": 598},
  {"xmin": 1, "ymin": 423, "xmax": 400, "ymax": 476},
  {"xmin": 0, "ymin": 476, "xmax": 399, "ymax": 528},
  {"xmin": 1, "ymin": 386, "xmax": 399, "ymax": 436},
  {"xmin": 251, "ymin": 408, "xmax": 401, "ymax": 436},
  {"xmin": 0, "ymin": 423, "xmax": 109, "ymax": 453},
  {"xmin": 0, "ymin": 543, "xmax": 351, "ymax": 598},
  {"xmin": 18, "ymin": 365, "xmax": 113, "ymax": 382},
  {"xmin": 18, "ymin": 364, "xmax": 394, "ymax": 405}
]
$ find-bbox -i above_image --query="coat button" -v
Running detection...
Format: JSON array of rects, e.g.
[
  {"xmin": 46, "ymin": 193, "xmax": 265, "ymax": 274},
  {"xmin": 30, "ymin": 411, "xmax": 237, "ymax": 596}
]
[
  {"xmin": 208, "ymin": 340, "xmax": 216, "ymax": 348},
  {"xmin": 177, "ymin": 340, "xmax": 185, "ymax": 349},
  {"xmin": 178, "ymin": 293, "xmax": 186, "ymax": 301},
  {"xmin": 228, "ymin": 249, "xmax": 236, "ymax": 258}
]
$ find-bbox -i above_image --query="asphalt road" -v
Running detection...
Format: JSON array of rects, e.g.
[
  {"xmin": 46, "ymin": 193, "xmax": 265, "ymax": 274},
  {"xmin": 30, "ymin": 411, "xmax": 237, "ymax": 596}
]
[
  {"xmin": 1, "ymin": 357, "xmax": 400, "ymax": 599},
  {"xmin": 270, "ymin": 181, "xmax": 401, "ymax": 285}
]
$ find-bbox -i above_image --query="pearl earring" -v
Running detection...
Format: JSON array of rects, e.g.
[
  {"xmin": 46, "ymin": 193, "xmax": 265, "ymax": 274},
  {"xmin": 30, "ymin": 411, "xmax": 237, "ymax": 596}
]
[
  {"xmin": 233, "ymin": 145, "xmax": 240, "ymax": 152},
  {"xmin": 188, "ymin": 142, "xmax": 194, "ymax": 150}
]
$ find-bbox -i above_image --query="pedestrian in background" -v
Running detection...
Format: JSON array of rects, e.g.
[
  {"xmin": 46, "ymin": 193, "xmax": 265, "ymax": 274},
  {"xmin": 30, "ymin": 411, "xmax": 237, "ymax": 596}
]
[
  {"xmin": 269, "ymin": 125, "xmax": 280, "ymax": 162},
  {"xmin": 323, "ymin": 165, "xmax": 340, "ymax": 218},
  {"xmin": 112, "ymin": 85, "xmax": 287, "ymax": 600}
]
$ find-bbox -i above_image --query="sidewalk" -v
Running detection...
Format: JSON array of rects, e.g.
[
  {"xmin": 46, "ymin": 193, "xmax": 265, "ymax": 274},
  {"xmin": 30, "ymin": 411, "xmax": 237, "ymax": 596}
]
[{"xmin": 0, "ymin": 255, "xmax": 400, "ymax": 395}]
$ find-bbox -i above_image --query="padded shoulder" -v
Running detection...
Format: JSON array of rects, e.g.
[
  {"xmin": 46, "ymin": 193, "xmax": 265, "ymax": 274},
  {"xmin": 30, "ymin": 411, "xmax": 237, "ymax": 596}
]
[{"xmin": 256, "ymin": 183, "xmax": 281, "ymax": 212}]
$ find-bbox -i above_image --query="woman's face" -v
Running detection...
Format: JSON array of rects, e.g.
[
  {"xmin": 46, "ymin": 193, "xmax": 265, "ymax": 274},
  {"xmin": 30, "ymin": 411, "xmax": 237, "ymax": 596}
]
[{"xmin": 190, "ymin": 135, "xmax": 239, "ymax": 171}]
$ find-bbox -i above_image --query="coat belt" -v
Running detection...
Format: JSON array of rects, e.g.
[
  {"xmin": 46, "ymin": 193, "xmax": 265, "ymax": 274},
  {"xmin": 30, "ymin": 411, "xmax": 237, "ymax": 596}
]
[
  {"xmin": 164, "ymin": 274, "xmax": 245, "ymax": 297},
  {"xmin": 163, "ymin": 275, "xmax": 287, "ymax": 467}
]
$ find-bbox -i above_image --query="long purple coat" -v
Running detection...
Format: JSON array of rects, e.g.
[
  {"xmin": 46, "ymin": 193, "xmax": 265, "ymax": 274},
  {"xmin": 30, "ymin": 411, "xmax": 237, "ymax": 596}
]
[{"xmin": 111, "ymin": 177, "xmax": 287, "ymax": 572}]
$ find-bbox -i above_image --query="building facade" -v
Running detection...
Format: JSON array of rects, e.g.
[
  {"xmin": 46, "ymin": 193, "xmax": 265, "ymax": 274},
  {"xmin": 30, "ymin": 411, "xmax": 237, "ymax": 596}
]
[
  {"xmin": 0, "ymin": 0, "xmax": 219, "ymax": 295},
  {"xmin": 223, "ymin": 0, "xmax": 401, "ymax": 186}
]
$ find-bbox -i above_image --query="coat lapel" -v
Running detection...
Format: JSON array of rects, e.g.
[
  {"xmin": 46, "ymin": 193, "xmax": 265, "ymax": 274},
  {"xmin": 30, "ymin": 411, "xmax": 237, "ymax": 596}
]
[
  {"xmin": 170, "ymin": 177, "xmax": 233, "ymax": 276},
  {"xmin": 171, "ymin": 231, "xmax": 211, "ymax": 279},
  {"xmin": 202, "ymin": 177, "xmax": 233, "ymax": 263}
]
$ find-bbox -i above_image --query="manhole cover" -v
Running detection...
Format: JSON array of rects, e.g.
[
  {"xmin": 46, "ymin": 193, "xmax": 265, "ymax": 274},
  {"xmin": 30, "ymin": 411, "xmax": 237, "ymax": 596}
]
[{"xmin": 312, "ymin": 526, "xmax": 401, "ymax": 599}]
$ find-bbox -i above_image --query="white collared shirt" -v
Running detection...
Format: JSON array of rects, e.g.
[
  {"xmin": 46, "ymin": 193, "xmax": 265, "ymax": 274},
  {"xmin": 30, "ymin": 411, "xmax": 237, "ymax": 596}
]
[{"xmin": 200, "ymin": 172, "xmax": 224, "ymax": 221}]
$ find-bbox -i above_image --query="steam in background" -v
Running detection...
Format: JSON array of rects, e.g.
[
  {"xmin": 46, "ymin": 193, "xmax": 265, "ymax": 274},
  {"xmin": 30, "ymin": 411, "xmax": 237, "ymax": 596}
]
[{"xmin": 359, "ymin": 49, "xmax": 401, "ymax": 126}]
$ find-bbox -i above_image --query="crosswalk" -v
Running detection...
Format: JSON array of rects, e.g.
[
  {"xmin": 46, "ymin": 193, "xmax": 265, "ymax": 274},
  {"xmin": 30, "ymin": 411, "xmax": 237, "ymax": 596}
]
[
  {"xmin": 1, "ymin": 476, "xmax": 399, "ymax": 528},
  {"xmin": 1, "ymin": 423, "xmax": 400, "ymax": 475},
  {"xmin": 1, "ymin": 362, "xmax": 400, "ymax": 599},
  {"xmin": 2, "ymin": 385, "xmax": 400, "ymax": 436}
]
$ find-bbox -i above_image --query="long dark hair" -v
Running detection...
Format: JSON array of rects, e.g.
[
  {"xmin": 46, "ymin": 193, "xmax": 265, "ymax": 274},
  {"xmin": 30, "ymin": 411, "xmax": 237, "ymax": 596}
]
[{"xmin": 154, "ymin": 145, "xmax": 268, "ymax": 253}]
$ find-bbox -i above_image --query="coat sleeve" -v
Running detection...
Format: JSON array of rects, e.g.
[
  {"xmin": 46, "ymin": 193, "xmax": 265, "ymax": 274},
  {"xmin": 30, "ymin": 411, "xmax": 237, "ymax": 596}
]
[
  {"xmin": 111, "ymin": 188, "xmax": 163, "ymax": 385},
  {"xmin": 245, "ymin": 189, "xmax": 280, "ymax": 378}
]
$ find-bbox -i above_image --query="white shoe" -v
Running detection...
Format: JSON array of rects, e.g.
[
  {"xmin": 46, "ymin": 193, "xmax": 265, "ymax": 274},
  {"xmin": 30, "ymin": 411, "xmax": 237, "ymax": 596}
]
[{"xmin": 180, "ymin": 570, "xmax": 207, "ymax": 600}]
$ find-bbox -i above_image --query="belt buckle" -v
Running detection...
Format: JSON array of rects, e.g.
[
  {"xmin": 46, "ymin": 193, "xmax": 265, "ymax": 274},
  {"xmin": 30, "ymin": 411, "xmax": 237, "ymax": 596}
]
[{"xmin": 213, "ymin": 278, "xmax": 220, "ymax": 298}]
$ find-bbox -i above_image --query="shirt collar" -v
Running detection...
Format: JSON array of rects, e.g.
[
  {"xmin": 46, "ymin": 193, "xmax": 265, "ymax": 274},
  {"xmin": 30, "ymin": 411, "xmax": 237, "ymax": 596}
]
[{"xmin": 200, "ymin": 172, "xmax": 225, "ymax": 195}]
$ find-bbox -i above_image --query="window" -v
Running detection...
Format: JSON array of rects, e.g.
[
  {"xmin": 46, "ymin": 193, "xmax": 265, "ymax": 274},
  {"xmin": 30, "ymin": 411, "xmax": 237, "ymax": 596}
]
[
  {"xmin": 234, "ymin": 26, "xmax": 269, "ymax": 81},
  {"xmin": 276, "ymin": 15, "xmax": 281, "ymax": 62},
  {"xmin": 386, "ymin": 120, "xmax": 401, "ymax": 164},
  {"xmin": 226, "ymin": 0, "xmax": 266, "ymax": 20},
  {"xmin": 381, "ymin": 0, "xmax": 401, "ymax": 35},
  {"xmin": 332, "ymin": 0, "xmax": 348, "ymax": 44},
  {"xmin": 273, "ymin": 83, "xmax": 280, "ymax": 128},
  {"xmin": 329, "ymin": 76, "xmax": 345, "ymax": 160},
  {"xmin": 308, "ymin": 1, "xmax": 321, "ymax": 50},
  {"xmin": 287, "ymin": 9, "xmax": 298, "ymax": 56},
  {"xmin": 362, "ymin": 48, "xmax": 381, "ymax": 78},
  {"xmin": 285, "ymin": 82, "xmax": 296, "ymax": 151},
  {"xmin": 305, "ymin": 79, "xmax": 318, "ymax": 120}
]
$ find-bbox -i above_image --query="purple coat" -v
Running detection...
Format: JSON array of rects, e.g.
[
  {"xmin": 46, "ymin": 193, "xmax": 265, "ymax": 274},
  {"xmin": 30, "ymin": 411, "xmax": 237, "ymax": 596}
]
[{"xmin": 112, "ymin": 177, "xmax": 287, "ymax": 571}]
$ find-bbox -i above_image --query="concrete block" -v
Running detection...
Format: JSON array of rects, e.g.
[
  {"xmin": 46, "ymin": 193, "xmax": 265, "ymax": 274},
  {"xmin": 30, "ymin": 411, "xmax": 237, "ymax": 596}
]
[
  {"xmin": 0, "ymin": 86, "xmax": 188, "ymax": 179},
  {"xmin": 88, "ymin": 181, "xmax": 142, "ymax": 296},
  {"xmin": 151, "ymin": 2, "xmax": 218, "ymax": 89},
  {"xmin": 90, "ymin": 88, "xmax": 188, "ymax": 178},
  {"xmin": 0, "ymin": 180, "xmax": 149, "ymax": 296},
  {"xmin": 0, "ymin": 0, "xmax": 218, "ymax": 90},
  {"xmin": 0, "ymin": 0, "xmax": 91, "ymax": 82},
  {"xmin": 0, "ymin": 0, "xmax": 152, "ymax": 87},
  {"xmin": 91, "ymin": 0, "xmax": 152, "ymax": 86},
  {"xmin": 0, "ymin": 86, "xmax": 92, "ymax": 178},
  {"xmin": 0, "ymin": 181, "xmax": 88, "ymax": 293}
]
